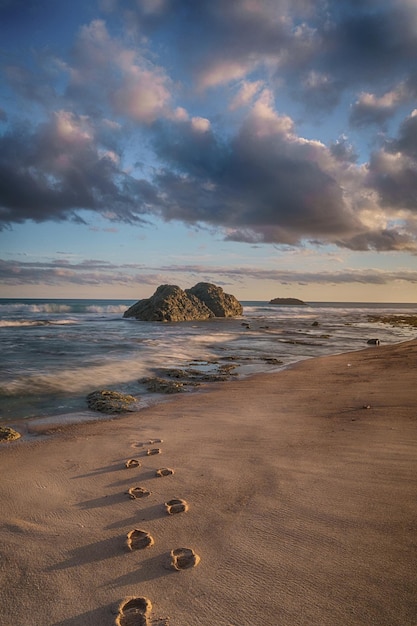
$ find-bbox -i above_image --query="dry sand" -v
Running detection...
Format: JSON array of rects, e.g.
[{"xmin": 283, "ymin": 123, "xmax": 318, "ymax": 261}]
[{"xmin": 0, "ymin": 339, "xmax": 416, "ymax": 626}]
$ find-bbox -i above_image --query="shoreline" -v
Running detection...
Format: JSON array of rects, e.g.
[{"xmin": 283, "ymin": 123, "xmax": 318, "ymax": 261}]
[
  {"xmin": 2, "ymin": 334, "xmax": 412, "ymax": 440},
  {"xmin": 1, "ymin": 339, "xmax": 416, "ymax": 625},
  {"xmin": 2, "ymin": 300, "xmax": 416, "ymax": 427}
]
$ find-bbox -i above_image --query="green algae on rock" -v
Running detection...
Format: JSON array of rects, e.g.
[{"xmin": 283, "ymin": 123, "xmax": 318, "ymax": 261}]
[
  {"xmin": 368, "ymin": 315, "xmax": 417, "ymax": 328},
  {"xmin": 86, "ymin": 390, "xmax": 138, "ymax": 414},
  {"xmin": 0, "ymin": 426, "xmax": 21, "ymax": 442}
]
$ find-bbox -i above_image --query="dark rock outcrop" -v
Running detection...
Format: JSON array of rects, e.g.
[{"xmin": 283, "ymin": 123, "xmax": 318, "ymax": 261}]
[
  {"xmin": 269, "ymin": 297, "xmax": 306, "ymax": 306},
  {"xmin": 186, "ymin": 282, "xmax": 243, "ymax": 318},
  {"xmin": 123, "ymin": 283, "xmax": 243, "ymax": 322}
]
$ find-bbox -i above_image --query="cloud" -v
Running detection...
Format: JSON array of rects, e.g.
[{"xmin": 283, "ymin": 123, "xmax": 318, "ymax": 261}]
[
  {"xmin": 66, "ymin": 19, "xmax": 176, "ymax": 123},
  {"xmin": 365, "ymin": 110, "xmax": 417, "ymax": 217},
  {"xmin": 229, "ymin": 80, "xmax": 264, "ymax": 110},
  {"xmin": 108, "ymin": 0, "xmax": 313, "ymax": 89},
  {"xmin": 2, "ymin": 1, "xmax": 417, "ymax": 254},
  {"xmin": 391, "ymin": 109, "xmax": 417, "ymax": 158},
  {"xmin": 0, "ymin": 110, "xmax": 158, "ymax": 227},
  {"xmin": 329, "ymin": 136, "xmax": 358, "ymax": 163},
  {"xmin": 0, "ymin": 258, "xmax": 160, "ymax": 286},
  {"xmin": 3, "ymin": 91, "xmax": 416, "ymax": 253},
  {"xmin": 2, "ymin": 18, "xmax": 177, "ymax": 124},
  {"xmin": 350, "ymin": 84, "xmax": 410, "ymax": 127},
  {"xmin": 4, "ymin": 63, "xmax": 59, "ymax": 108},
  {"xmin": 2, "ymin": 257, "xmax": 417, "ymax": 288},
  {"xmin": 318, "ymin": 1, "xmax": 417, "ymax": 85},
  {"xmin": 106, "ymin": 0, "xmax": 417, "ymax": 116},
  {"xmin": 150, "ymin": 90, "xmax": 416, "ymax": 251}
]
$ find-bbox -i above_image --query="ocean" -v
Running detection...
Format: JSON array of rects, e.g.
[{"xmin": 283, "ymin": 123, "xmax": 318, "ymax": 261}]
[{"xmin": 1, "ymin": 298, "xmax": 416, "ymax": 429}]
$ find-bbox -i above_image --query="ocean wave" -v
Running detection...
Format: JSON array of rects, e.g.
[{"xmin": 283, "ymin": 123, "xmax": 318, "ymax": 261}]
[
  {"xmin": 0, "ymin": 360, "xmax": 150, "ymax": 396},
  {"xmin": 0, "ymin": 303, "xmax": 72, "ymax": 314},
  {"xmin": 0, "ymin": 301, "xmax": 129, "ymax": 315},
  {"xmin": 85, "ymin": 304, "xmax": 128, "ymax": 314},
  {"xmin": 0, "ymin": 319, "xmax": 77, "ymax": 328}
]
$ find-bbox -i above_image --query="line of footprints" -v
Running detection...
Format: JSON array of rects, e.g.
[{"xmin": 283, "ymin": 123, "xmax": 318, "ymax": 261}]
[{"xmin": 115, "ymin": 439, "xmax": 200, "ymax": 626}]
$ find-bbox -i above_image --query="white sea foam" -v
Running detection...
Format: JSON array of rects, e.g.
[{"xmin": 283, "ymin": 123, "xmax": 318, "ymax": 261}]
[
  {"xmin": 0, "ymin": 319, "xmax": 77, "ymax": 328},
  {"xmin": 85, "ymin": 304, "xmax": 128, "ymax": 314},
  {"xmin": 0, "ymin": 359, "xmax": 151, "ymax": 396}
]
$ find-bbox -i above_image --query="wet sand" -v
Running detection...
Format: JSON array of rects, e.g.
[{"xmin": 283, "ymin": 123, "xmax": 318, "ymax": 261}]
[{"xmin": 0, "ymin": 339, "xmax": 416, "ymax": 625}]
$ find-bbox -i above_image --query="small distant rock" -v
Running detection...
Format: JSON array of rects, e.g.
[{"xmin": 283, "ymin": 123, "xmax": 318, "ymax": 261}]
[
  {"xmin": 366, "ymin": 338, "xmax": 380, "ymax": 346},
  {"xmin": 87, "ymin": 390, "xmax": 138, "ymax": 413},
  {"xmin": 269, "ymin": 298, "xmax": 307, "ymax": 306},
  {"xmin": 0, "ymin": 426, "xmax": 21, "ymax": 442}
]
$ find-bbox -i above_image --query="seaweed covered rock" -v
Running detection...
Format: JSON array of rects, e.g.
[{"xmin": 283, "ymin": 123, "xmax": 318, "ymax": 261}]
[
  {"xmin": 139, "ymin": 377, "xmax": 193, "ymax": 393},
  {"xmin": 87, "ymin": 390, "xmax": 138, "ymax": 413},
  {"xmin": 0, "ymin": 426, "xmax": 21, "ymax": 442},
  {"xmin": 123, "ymin": 282, "xmax": 243, "ymax": 322}
]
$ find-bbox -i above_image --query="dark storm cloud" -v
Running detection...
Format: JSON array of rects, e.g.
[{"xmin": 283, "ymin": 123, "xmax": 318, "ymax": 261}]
[
  {"xmin": 315, "ymin": 2, "xmax": 417, "ymax": 91},
  {"xmin": 391, "ymin": 111, "xmax": 417, "ymax": 158},
  {"xmin": 0, "ymin": 112, "xmax": 158, "ymax": 227},
  {"xmin": 350, "ymin": 94, "xmax": 398, "ymax": 128},
  {"xmin": 2, "ymin": 97, "xmax": 416, "ymax": 252},
  {"xmin": 349, "ymin": 83, "xmax": 413, "ymax": 129},
  {"xmin": 336, "ymin": 229, "xmax": 417, "ymax": 252},
  {"xmin": 150, "ymin": 97, "xmax": 380, "ymax": 247},
  {"xmin": 365, "ymin": 111, "xmax": 417, "ymax": 215},
  {"xmin": 329, "ymin": 137, "xmax": 358, "ymax": 163}
]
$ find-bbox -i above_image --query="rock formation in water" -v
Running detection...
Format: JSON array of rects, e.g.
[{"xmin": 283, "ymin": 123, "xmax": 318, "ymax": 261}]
[
  {"xmin": 123, "ymin": 282, "xmax": 243, "ymax": 322},
  {"xmin": 269, "ymin": 297, "xmax": 307, "ymax": 306},
  {"xmin": 187, "ymin": 282, "xmax": 243, "ymax": 318}
]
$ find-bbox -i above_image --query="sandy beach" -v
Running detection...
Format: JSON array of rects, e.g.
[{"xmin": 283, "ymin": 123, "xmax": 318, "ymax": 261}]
[{"xmin": 0, "ymin": 339, "xmax": 416, "ymax": 626}]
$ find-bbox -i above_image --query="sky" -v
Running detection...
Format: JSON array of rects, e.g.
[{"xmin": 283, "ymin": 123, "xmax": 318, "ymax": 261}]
[{"xmin": 1, "ymin": 0, "xmax": 417, "ymax": 302}]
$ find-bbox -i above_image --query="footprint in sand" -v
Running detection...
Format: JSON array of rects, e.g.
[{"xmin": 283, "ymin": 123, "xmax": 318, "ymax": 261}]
[
  {"xmin": 168, "ymin": 547, "xmax": 200, "ymax": 570},
  {"xmin": 155, "ymin": 467, "xmax": 174, "ymax": 477},
  {"xmin": 127, "ymin": 486, "xmax": 151, "ymax": 500},
  {"xmin": 147, "ymin": 448, "xmax": 161, "ymax": 456},
  {"xmin": 125, "ymin": 459, "xmax": 141, "ymax": 468},
  {"xmin": 126, "ymin": 529, "xmax": 154, "ymax": 551},
  {"xmin": 165, "ymin": 498, "xmax": 188, "ymax": 515},
  {"xmin": 148, "ymin": 438, "xmax": 163, "ymax": 444},
  {"xmin": 115, "ymin": 596, "xmax": 152, "ymax": 626}
]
